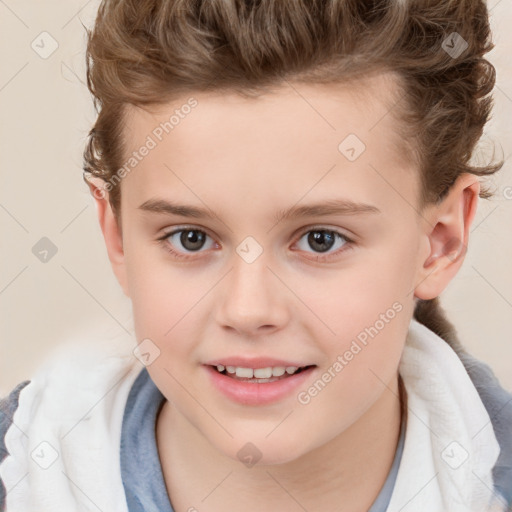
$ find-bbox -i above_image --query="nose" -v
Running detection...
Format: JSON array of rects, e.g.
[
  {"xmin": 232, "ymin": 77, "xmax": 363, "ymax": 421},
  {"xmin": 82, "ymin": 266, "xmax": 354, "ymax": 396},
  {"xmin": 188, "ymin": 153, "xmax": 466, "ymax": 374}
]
[{"xmin": 216, "ymin": 252, "xmax": 289, "ymax": 337}]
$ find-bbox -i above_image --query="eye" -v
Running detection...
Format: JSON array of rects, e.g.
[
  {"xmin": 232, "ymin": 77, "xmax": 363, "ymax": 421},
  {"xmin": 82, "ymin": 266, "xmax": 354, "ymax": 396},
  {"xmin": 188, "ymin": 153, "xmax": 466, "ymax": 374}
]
[
  {"xmin": 158, "ymin": 227, "xmax": 217, "ymax": 260},
  {"xmin": 293, "ymin": 227, "xmax": 354, "ymax": 260},
  {"xmin": 157, "ymin": 225, "xmax": 354, "ymax": 262}
]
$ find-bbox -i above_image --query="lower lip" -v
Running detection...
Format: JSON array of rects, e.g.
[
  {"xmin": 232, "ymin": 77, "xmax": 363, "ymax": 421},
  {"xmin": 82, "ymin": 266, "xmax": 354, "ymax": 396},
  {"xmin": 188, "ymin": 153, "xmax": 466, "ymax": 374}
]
[{"xmin": 204, "ymin": 365, "xmax": 316, "ymax": 405}]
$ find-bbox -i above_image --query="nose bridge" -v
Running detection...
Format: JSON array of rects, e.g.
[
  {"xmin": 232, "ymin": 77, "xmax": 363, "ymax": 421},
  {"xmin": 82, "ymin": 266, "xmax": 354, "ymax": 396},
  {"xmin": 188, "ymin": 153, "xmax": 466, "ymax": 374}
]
[{"xmin": 217, "ymin": 245, "xmax": 287, "ymax": 334}]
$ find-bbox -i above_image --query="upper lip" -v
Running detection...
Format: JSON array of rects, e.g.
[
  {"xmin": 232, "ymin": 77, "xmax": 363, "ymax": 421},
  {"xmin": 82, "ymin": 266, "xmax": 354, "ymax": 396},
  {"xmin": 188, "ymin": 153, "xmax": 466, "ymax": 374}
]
[{"xmin": 204, "ymin": 357, "xmax": 314, "ymax": 369}]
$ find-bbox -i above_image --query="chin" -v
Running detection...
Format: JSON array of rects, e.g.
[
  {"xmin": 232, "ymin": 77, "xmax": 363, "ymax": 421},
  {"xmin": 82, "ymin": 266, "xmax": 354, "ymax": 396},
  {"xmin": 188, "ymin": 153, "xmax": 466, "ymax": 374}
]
[{"xmin": 214, "ymin": 434, "xmax": 310, "ymax": 468}]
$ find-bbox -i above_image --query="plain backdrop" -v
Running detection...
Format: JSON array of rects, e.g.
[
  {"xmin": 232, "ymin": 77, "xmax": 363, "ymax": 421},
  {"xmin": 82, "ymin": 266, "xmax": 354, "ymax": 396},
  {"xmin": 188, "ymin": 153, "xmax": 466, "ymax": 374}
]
[{"xmin": 1, "ymin": 0, "xmax": 511, "ymax": 396}]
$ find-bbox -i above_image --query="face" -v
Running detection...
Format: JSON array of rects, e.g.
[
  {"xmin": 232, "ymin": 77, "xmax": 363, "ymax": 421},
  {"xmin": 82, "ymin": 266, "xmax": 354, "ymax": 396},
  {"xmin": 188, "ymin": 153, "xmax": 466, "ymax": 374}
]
[{"xmin": 110, "ymin": 73, "xmax": 432, "ymax": 465}]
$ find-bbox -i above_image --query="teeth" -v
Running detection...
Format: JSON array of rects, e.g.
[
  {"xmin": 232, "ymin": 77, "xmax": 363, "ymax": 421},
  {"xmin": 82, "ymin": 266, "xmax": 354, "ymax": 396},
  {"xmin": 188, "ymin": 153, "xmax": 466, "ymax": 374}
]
[
  {"xmin": 253, "ymin": 367, "xmax": 272, "ymax": 378},
  {"xmin": 235, "ymin": 367, "xmax": 253, "ymax": 378},
  {"xmin": 216, "ymin": 365, "xmax": 303, "ymax": 378},
  {"xmin": 271, "ymin": 366, "xmax": 286, "ymax": 377}
]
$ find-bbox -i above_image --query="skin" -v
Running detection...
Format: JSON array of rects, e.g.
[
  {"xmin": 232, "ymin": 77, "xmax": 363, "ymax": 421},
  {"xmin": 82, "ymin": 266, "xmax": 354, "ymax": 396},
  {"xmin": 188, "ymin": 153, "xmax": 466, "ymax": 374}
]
[{"xmin": 89, "ymin": 71, "xmax": 480, "ymax": 511}]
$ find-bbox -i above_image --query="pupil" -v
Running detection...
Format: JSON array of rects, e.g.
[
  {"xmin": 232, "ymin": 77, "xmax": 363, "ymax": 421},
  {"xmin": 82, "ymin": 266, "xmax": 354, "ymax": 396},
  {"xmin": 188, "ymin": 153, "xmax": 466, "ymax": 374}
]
[
  {"xmin": 308, "ymin": 230, "xmax": 335, "ymax": 253},
  {"xmin": 181, "ymin": 230, "xmax": 205, "ymax": 251}
]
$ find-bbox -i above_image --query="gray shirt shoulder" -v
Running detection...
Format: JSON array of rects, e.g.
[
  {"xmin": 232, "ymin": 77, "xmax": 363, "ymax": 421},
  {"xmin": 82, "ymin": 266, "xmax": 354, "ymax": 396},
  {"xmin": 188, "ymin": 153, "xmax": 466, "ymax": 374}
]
[{"xmin": 0, "ymin": 380, "xmax": 31, "ymax": 512}]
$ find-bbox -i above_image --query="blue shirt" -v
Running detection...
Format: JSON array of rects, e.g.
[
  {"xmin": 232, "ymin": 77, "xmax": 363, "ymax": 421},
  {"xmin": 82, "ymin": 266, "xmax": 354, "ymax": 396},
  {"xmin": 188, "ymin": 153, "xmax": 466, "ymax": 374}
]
[
  {"xmin": 120, "ymin": 368, "xmax": 407, "ymax": 512},
  {"xmin": 4, "ymin": 349, "xmax": 512, "ymax": 511}
]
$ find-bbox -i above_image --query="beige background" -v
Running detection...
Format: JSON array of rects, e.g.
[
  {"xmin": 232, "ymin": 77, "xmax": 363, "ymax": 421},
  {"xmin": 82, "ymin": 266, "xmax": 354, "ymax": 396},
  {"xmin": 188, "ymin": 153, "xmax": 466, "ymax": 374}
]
[{"xmin": 1, "ymin": 0, "xmax": 511, "ymax": 396}]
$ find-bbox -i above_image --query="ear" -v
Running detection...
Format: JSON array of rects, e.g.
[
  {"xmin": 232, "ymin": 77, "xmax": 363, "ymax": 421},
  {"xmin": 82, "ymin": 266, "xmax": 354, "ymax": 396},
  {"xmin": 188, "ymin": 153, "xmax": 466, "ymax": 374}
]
[
  {"xmin": 414, "ymin": 173, "xmax": 480, "ymax": 301},
  {"xmin": 87, "ymin": 178, "xmax": 130, "ymax": 297}
]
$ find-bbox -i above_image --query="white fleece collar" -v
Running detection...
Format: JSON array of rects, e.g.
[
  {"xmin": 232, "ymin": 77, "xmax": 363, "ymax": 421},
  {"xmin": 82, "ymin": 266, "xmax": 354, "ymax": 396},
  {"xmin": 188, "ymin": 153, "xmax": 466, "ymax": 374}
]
[
  {"xmin": 1, "ymin": 332, "xmax": 140, "ymax": 512},
  {"xmin": 388, "ymin": 319, "xmax": 505, "ymax": 511},
  {"xmin": 0, "ymin": 319, "xmax": 506, "ymax": 511}
]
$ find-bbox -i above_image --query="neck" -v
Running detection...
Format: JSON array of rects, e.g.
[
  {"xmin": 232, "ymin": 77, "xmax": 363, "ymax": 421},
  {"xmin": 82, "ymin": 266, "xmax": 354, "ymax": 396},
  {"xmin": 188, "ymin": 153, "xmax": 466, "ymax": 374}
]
[{"xmin": 156, "ymin": 373, "xmax": 404, "ymax": 512}]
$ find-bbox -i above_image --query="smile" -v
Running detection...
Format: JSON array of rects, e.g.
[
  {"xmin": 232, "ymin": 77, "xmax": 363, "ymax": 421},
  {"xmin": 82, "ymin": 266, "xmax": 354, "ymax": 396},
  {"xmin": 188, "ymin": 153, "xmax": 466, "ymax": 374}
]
[
  {"xmin": 213, "ymin": 364, "xmax": 312, "ymax": 383},
  {"xmin": 204, "ymin": 364, "xmax": 317, "ymax": 405}
]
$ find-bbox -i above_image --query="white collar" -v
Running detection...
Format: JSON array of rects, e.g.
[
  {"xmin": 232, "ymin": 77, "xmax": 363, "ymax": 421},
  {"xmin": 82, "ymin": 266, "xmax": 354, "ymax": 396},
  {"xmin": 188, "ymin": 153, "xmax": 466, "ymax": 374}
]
[
  {"xmin": 0, "ymin": 319, "xmax": 506, "ymax": 511},
  {"xmin": 388, "ymin": 318, "xmax": 505, "ymax": 511}
]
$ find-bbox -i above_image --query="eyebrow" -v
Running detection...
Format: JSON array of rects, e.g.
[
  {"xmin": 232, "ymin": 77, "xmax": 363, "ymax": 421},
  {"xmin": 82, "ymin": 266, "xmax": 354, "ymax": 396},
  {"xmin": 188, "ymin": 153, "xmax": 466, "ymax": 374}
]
[{"xmin": 138, "ymin": 197, "xmax": 381, "ymax": 223}]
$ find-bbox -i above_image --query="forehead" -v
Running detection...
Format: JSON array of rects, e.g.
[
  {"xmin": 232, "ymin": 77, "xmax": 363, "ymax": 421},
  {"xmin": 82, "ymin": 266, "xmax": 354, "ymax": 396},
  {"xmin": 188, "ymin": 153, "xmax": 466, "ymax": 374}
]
[{"xmin": 119, "ymin": 72, "xmax": 419, "ymax": 221}]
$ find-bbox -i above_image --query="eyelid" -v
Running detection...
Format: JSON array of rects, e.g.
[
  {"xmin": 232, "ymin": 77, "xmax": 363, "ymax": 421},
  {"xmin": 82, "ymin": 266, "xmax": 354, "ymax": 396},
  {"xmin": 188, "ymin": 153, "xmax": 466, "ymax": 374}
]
[
  {"xmin": 159, "ymin": 224, "xmax": 355, "ymax": 242},
  {"xmin": 157, "ymin": 225, "xmax": 218, "ymax": 260},
  {"xmin": 158, "ymin": 224, "xmax": 356, "ymax": 260},
  {"xmin": 294, "ymin": 224, "xmax": 356, "ymax": 242},
  {"xmin": 160, "ymin": 224, "xmax": 212, "ymax": 237},
  {"xmin": 159, "ymin": 223, "xmax": 224, "ymax": 242},
  {"xmin": 158, "ymin": 225, "xmax": 218, "ymax": 248}
]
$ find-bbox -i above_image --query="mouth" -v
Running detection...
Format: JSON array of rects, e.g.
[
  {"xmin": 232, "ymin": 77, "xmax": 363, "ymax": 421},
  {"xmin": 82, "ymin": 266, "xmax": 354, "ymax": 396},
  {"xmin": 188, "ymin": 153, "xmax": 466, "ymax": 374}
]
[
  {"xmin": 204, "ymin": 363, "xmax": 318, "ymax": 405},
  {"xmin": 208, "ymin": 364, "xmax": 316, "ymax": 383}
]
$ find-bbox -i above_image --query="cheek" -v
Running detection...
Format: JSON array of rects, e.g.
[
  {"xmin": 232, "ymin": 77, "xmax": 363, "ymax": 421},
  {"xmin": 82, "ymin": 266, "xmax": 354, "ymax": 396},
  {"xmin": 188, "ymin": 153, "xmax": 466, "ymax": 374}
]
[
  {"xmin": 125, "ymin": 247, "xmax": 215, "ymax": 372},
  {"xmin": 128, "ymin": 261, "xmax": 206, "ymax": 400},
  {"xmin": 293, "ymin": 242, "xmax": 415, "ymax": 393},
  {"xmin": 125, "ymin": 241, "xmax": 191, "ymax": 334},
  {"xmin": 123, "ymin": 235, "xmax": 237, "ymax": 384},
  {"xmin": 305, "ymin": 240, "xmax": 416, "ymax": 423},
  {"xmin": 299, "ymin": 315, "xmax": 407, "ymax": 424},
  {"xmin": 291, "ymin": 253, "xmax": 413, "ymax": 342},
  {"xmin": 284, "ymin": 315, "xmax": 409, "ymax": 460}
]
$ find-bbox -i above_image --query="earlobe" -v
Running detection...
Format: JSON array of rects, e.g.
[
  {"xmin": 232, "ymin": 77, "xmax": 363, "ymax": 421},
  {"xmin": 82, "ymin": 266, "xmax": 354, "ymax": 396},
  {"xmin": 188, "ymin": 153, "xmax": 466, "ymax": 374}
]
[
  {"xmin": 87, "ymin": 178, "xmax": 130, "ymax": 297},
  {"xmin": 414, "ymin": 174, "xmax": 480, "ymax": 301}
]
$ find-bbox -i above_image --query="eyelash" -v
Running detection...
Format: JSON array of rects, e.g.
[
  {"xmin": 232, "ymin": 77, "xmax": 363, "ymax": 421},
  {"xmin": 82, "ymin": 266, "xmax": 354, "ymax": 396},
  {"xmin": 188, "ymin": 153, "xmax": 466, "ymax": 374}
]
[{"xmin": 156, "ymin": 225, "xmax": 355, "ymax": 262}]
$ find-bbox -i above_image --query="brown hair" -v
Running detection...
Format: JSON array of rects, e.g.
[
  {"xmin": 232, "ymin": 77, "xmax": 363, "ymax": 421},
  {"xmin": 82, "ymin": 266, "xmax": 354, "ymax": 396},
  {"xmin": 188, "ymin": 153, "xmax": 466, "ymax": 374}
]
[{"xmin": 82, "ymin": 0, "xmax": 503, "ymax": 348}]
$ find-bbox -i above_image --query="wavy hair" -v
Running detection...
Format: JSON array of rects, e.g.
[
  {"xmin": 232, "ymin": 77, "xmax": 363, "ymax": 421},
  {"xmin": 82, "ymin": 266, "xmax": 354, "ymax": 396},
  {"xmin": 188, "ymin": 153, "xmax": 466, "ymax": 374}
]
[{"xmin": 82, "ymin": 0, "xmax": 503, "ymax": 349}]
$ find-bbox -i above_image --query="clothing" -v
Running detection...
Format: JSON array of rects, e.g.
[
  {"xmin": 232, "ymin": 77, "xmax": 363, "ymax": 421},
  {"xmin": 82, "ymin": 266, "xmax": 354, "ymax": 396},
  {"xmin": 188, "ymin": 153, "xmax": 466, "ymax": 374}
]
[
  {"xmin": 119, "ymin": 367, "xmax": 405, "ymax": 512},
  {"xmin": 0, "ymin": 355, "xmax": 406, "ymax": 512},
  {"xmin": 0, "ymin": 318, "xmax": 511, "ymax": 511}
]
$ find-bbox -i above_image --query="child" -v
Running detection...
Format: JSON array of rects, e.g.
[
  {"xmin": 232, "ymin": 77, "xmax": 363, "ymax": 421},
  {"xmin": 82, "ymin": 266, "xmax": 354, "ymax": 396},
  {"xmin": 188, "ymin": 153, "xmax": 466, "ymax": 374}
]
[{"xmin": 1, "ymin": 0, "xmax": 511, "ymax": 510}]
